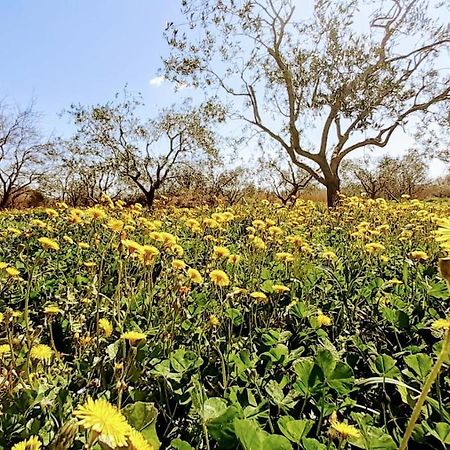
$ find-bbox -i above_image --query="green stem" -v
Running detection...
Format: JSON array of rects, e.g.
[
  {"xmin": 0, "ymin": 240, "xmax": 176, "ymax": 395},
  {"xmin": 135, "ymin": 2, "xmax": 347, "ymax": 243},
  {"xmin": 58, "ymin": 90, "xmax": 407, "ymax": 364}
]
[{"xmin": 399, "ymin": 329, "xmax": 450, "ymax": 450}]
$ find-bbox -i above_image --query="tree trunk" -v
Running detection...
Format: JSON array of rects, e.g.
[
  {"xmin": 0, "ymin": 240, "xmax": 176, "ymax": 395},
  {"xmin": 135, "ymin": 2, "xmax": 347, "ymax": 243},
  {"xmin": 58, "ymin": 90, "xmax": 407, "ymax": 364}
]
[
  {"xmin": 326, "ymin": 178, "xmax": 340, "ymax": 208},
  {"xmin": 145, "ymin": 186, "xmax": 157, "ymax": 209}
]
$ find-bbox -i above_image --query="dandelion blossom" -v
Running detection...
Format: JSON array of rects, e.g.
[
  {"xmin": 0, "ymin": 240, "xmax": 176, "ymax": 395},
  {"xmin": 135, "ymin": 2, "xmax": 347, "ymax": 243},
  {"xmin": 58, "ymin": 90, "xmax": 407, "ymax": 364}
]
[
  {"xmin": 73, "ymin": 397, "xmax": 130, "ymax": 448},
  {"xmin": 121, "ymin": 331, "xmax": 146, "ymax": 345},
  {"xmin": 209, "ymin": 269, "xmax": 230, "ymax": 287},
  {"xmin": 187, "ymin": 268, "xmax": 203, "ymax": 284},
  {"xmin": 127, "ymin": 427, "xmax": 154, "ymax": 450},
  {"xmin": 30, "ymin": 344, "xmax": 53, "ymax": 362},
  {"xmin": 37, "ymin": 237, "xmax": 60, "ymax": 251},
  {"xmin": 12, "ymin": 436, "xmax": 42, "ymax": 450}
]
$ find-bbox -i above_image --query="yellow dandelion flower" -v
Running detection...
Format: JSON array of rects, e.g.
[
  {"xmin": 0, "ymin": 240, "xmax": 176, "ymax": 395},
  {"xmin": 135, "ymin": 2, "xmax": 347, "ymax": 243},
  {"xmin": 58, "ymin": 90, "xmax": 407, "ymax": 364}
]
[
  {"xmin": 63, "ymin": 235, "xmax": 74, "ymax": 244},
  {"xmin": 227, "ymin": 254, "xmax": 241, "ymax": 265},
  {"xmin": 121, "ymin": 239, "xmax": 142, "ymax": 255},
  {"xmin": 30, "ymin": 344, "xmax": 53, "ymax": 362},
  {"xmin": 276, "ymin": 252, "xmax": 294, "ymax": 262},
  {"xmin": 38, "ymin": 237, "xmax": 60, "ymax": 251},
  {"xmin": 213, "ymin": 246, "xmax": 231, "ymax": 258},
  {"xmin": 12, "ymin": 436, "xmax": 42, "ymax": 450},
  {"xmin": 171, "ymin": 259, "xmax": 186, "ymax": 270},
  {"xmin": 73, "ymin": 397, "xmax": 130, "ymax": 448},
  {"xmin": 365, "ymin": 242, "xmax": 385, "ymax": 254},
  {"xmin": 409, "ymin": 251, "xmax": 428, "ymax": 262},
  {"xmin": 209, "ymin": 269, "xmax": 230, "ymax": 287},
  {"xmin": 78, "ymin": 242, "xmax": 90, "ymax": 249},
  {"xmin": 121, "ymin": 331, "xmax": 146, "ymax": 345},
  {"xmin": 6, "ymin": 267, "xmax": 20, "ymax": 278},
  {"xmin": 138, "ymin": 245, "xmax": 160, "ymax": 265},
  {"xmin": 44, "ymin": 305, "xmax": 62, "ymax": 315},
  {"xmin": 330, "ymin": 421, "xmax": 360, "ymax": 440},
  {"xmin": 432, "ymin": 318, "xmax": 450, "ymax": 330},
  {"xmin": 321, "ymin": 251, "xmax": 337, "ymax": 261},
  {"xmin": 0, "ymin": 261, "xmax": 8, "ymax": 269},
  {"xmin": 127, "ymin": 427, "xmax": 154, "ymax": 450},
  {"xmin": 316, "ymin": 310, "xmax": 332, "ymax": 327},
  {"xmin": 83, "ymin": 261, "xmax": 96, "ymax": 268},
  {"xmin": 187, "ymin": 268, "xmax": 203, "ymax": 284},
  {"xmin": 0, "ymin": 344, "xmax": 11, "ymax": 356},
  {"xmin": 86, "ymin": 207, "xmax": 107, "ymax": 220},
  {"xmin": 250, "ymin": 291, "xmax": 268, "ymax": 302},
  {"xmin": 209, "ymin": 315, "xmax": 220, "ymax": 327},
  {"xmin": 98, "ymin": 318, "xmax": 113, "ymax": 338},
  {"xmin": 273, "ymin": 284, "xmax": 289, "ymax": 293},
  {"xmin": 107, "ymin": 218, "xmax": 125, "ymax": 233}
]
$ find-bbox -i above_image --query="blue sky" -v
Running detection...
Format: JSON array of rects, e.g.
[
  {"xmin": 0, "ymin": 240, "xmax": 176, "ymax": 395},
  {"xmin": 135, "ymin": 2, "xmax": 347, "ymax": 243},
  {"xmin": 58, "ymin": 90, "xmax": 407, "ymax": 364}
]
[
  {"xmin": 0, "ymin": 0, "xmax": 188, "ymax": 135},
  {"xmin": 1, "ymin": 0, "xmax": 447, "ymax": 176}
]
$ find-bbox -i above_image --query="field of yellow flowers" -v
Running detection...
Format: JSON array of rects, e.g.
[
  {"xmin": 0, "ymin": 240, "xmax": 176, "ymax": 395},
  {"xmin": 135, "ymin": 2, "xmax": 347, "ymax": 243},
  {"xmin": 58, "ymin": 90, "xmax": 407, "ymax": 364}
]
[{"xmin": 1, "ymin": 196, "xmax": 450, "ymax": 450}]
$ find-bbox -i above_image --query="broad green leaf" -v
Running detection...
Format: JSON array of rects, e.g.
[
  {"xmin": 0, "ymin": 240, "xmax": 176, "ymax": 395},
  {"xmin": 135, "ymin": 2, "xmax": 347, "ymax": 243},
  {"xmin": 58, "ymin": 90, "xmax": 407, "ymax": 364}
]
[
  {"xmin": 203, "ymin": 397, "xmax": 228, "ymax": 422},
  {"xmin": 122, "ymin": 402, "xmax": 160, "ymax": 449},
  {"xmin": 301, "ymin": 437, "xmax": 326, "ymax": 450},
  {"xmin": 170, "ymin": 438, "xmax": 194, "ymax": 450},
  {"xmin": 278, "ymin": 416, "xmax": 313, "ymax": 443},
  {"xmin": 372, "ymin": 355, "xmax": 401, "ymax": 378},
  {"xmin": 293, "ymin": 358, "xmax": 321, "ymax": 396},
  {"xmin": 404, "ymin": 353, "xmax": 433, "ymax": 380},
  {"xmin": 207, "ymin": 405, "xmax": 241, "ymax": 449}
]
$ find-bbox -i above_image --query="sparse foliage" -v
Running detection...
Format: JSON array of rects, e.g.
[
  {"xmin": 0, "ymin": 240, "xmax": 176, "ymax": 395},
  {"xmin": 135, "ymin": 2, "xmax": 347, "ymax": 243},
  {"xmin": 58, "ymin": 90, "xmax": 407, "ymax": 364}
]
[{"xmin": 165, "ymin": 0, "xmax": 450, "ymax": 206}]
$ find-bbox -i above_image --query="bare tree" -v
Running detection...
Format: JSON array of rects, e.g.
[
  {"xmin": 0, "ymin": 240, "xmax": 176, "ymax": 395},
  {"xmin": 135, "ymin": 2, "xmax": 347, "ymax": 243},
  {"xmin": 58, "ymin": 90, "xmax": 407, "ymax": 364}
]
[
  {"xmin": 0, "ymin": 101, "xmax": 50, "ymax": 208},
  {"xmin": 259, "ymin": 153, "xmax": 311, "ymax": 205},
  {"xmin": 346, "ymin": 149, "xmax": 429, "ymax": 199},
  {"xmin": 66, "ymin": 93, "xmax": 224, "ymax": 208},
  {"xmin": 164, "ymin": 0, "xmax": 450, "ymax": 206}
]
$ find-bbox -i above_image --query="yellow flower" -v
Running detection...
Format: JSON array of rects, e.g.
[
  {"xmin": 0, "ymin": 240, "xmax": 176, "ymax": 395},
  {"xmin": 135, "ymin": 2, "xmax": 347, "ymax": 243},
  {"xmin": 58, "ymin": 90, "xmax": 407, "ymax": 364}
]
[
  {"xmin": 187, "ymin": 268, "xmax": 203, "ymax": 284},
  {"xmin": 122, "ymin": 239, "xmax": 142, "ymax": 255},
  {"xmin": 12, "ymin": 436, "xmax": 42, "ymax": 450},
  {"xmin": 78, "ymin": 242, "xmax": 90, "ymax": 249},
  {"xmin": 436, "ymin": 218, "xmax": 450, "ymax": 250},
  {"xmin": 98, "ymin": 318, "xmax": 113, "ymax": 337},
  {"xmin": 330, "ymin": 420, "xmax": 360, "ymax": 440},
  {"xmin": 63, "ymin": 235, "xmax": 74, "ymax": 244},
  {"xmin": 250, "ymin": 291, "xmax": 268, "ymax": 302},
  {"xmin": 171, "ymin": 259, "xmax": 186, "ymax": 270},
  {"xmin": 273, "ymin": 284, "xmax": 289, "ymax": 293},
  {"xmin": 44, "ymin": 305, "xmax": 62, "ymax": 315},
  {"xmin": 121, "ymin": 331, "xmax": 146, "ymax": 345},
  {"xmin": 138, "ymin": 245, "xmax": 160, "ymax": 265},
  {"xmin": 6, "ymin": 267, "xmax": 20, "ymax": 278},
  {"xmin": 276, "ymin": 252, "xmax": 294, "ymax": 263},
  {"xmin": 86, "ymin": 207, "xmax": 107, "ymax": 220},
  {"xmin": 251, "ymin": 236, "xmax": 267, "ymax": 250},
  {"xmin": 0, "ymin": 344, "xmax": 11, "ymax": 356},
  {"xmin": 213, "ymin": 246, "xmax": 230, "ymax": 258},
  {"xmin": 127, "ymin": 427, "xmax": 154, "ymax": 450},
  {"xmin": 432, "ymin": 318, "xmax": 450, "ymax": 330},
  {"xmin": 107, "ymin": 218, "xmax": 125, "ymax": 232},
  {"xmin": 365, "ymin": 242, "xmax": 385, "ymax": 254},
  {"xmin": 31, "ymin": 219, "xmax": 47, "ymax": 228},
  {"xmin": 209, "ymin": 315, "xmax": 220, "ymax": 327},
  {"xmin": 83, "ymin": 261, "xmax": 96, "ymax": 268},
  {"xmin": 209, "ymin": 269, "xmax": 230, "ymax": 287},
  {"xmin": 409, "ymin": 250, "xmax": 428, "ymax": 261},
  {"xmin": 73, "ymin": 397, "xmax": 130, "ymax": 448},
  {"xmin": 321, "ymin": 251, "xmax": 337, "ymax": 261},
  {"xmin": 316, "ymin": 310, "xmax": 332, "ymax": 327},
  {"xmin": 225, "ymin": 254, "xmax": 240, "ymax": 265},
  {"xmin": 45, "ymin": 208, "xmax": 59, "ymax": 218},
  {"xmin": 38, "ymin": 237, "xmax": 60, "ymax": 251},
  {"xmin": 30, "ymin": 344, "xmax": 53, "ymax": 362},
  {"xmin": 0, "ymin": 261, "xmax": 8, "ymax": 269}
]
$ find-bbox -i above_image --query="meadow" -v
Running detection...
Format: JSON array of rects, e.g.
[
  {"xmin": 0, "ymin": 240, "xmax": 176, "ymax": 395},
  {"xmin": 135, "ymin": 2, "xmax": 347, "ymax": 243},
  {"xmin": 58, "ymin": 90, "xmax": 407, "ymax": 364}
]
[{"xmin": 1, "ymin": 195, "xmax": 450, "ymax": 450}]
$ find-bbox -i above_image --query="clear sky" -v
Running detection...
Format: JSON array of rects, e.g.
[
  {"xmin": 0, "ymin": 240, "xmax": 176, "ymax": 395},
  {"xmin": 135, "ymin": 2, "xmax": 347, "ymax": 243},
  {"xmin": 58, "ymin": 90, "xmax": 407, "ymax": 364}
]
[
  {"xmin": 0, "ymin": 0, "xmax": 189, "ymax": 135},
  {"xmin": 1, "ymin": 0, "xmax": 447, "ymax": 176}
]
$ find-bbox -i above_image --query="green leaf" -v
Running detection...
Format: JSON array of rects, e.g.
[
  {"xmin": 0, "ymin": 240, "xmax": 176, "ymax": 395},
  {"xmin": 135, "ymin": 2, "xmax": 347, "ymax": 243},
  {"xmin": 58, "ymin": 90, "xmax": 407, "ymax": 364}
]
[
  {"xmin": 234, "ymin": 419, "xmax": 293, "ymax": 450},
  {"xmin": 203, "ymin": 397, "xmax": 228, "ymax": 422},
  {"xmin": 278, "ymin": 416, "xmax": 313, "ymax": 443},
  {"xmin": 429, "ymin": 422, "xmax": 450, "ymax": 444},
  {"xmin": 428, "ymin": 282, "xmax": 450, "ymax": 300},
  {"xmin": 315, "ymin": 349, "xmax": 336, "ymax": 378},
  {"xmin": 326, "ymin": 362, "xmax": 354, "ymax": 394},
  {"xmin": 301, "ymin": 437, "xmax": 326, "ymax": 450},
  {"xmin": 404, "ymin": 353, "xmax": 433, "ymax": 380},
  {"xmin": 372, "ymin": 355, "xmax": 401, "ymax": 378},
  {"xmin": 266, "ymin": 381, "xmax": 298, "ymax": 410},
  {"xmin": 122, "ymin": 402, "xmax": 160, "ymax": 449},
  {"xmin": 171, "ymin": 438, "xmax": 194, "ymax": 450},
  {"xmin": 207, "ymin": 405, "xmax": 241, "ymax": 449},
  {"xmin": 293, "ymin": 358, "xmax": 321, "ymax": 396}
]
